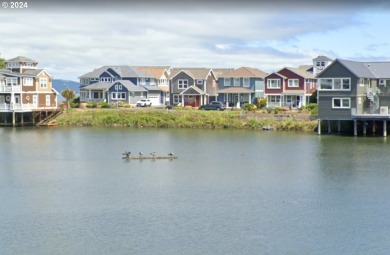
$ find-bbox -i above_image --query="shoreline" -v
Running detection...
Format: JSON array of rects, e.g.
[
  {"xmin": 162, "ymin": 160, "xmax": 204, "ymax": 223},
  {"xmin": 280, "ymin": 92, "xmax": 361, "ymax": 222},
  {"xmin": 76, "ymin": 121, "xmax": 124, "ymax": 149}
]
[{"xmin": 54, "ymin": 108, "xmax": 318, "ymax": 132}]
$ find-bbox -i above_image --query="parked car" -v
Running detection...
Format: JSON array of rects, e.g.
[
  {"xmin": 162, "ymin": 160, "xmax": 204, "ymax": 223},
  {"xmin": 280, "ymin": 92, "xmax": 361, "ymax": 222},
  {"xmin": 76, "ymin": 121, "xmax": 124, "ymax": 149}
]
[
  {"xmin": 198, "ymin": 101, "xmax": 226, "ymax": 111},
  {"xmin": 136, "ymin": 99, "xmax": 152, "ymax": 107}
]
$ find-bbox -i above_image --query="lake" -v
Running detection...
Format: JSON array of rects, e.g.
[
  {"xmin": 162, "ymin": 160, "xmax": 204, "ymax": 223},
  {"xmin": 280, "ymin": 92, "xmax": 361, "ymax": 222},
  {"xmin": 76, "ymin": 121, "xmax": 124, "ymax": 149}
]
[{"xmin": 1, "ymin": 127, "xmax": 390, "ymax": 255}]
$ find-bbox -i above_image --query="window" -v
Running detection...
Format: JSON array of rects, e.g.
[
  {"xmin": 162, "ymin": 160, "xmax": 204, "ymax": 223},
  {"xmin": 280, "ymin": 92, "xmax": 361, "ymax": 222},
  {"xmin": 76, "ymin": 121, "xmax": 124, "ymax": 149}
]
[
  {"xmin": 267, "ymin": 79, "xmax": 280, "ymax": 89},
  {"xmin": 332, "ymin": 98, "xmax": 350, "ymax": 109},
  {"xmin": 114, "ymin": 84, "xmax": 122, "ymax": 90},
  {"xmin": 40, "ymin": 78, "xmax": 47, "ymax": 88},
  {"xmin": 100, "ymin": 77, "xmax": 111, "ymax": 82},
  {"xmin": 197, "ymin": 80, "xmax": 203, "ymax": 85},
  {"xmin": 6, "ymin": 77, "xmax": 18, "ymax": 86},
  {"xmin": 234, "ymin": 78, "xmax": 240, "ymax": 86},
  {"xmin": 23, "ymin": 78, "xmax": 33, "ymax": 86},
  {"xmin": 178, "ymin": 79, "xmax": 188, "ymax": 89},
  {"xmin": 319, "ymin": 78, "xmax": 350, "ymax": 90},
  {"xmin": 173, "ymin": 94, "xmax": 182, "ymax": 104},
  {"xmin": 268, "ymin": 95, "xmax": 281, "ymax": 103},
  {"xmin": 288, "ymin": 79, "xmax": 299, "ymax": 87},
  {"xmin": 140, "ymin": 78, "xmax": 146, "ymax": 85},
  {"xmin": 224, "ymin": 78, "xmax": 231, "ymax": 86},
  {"xmin": 243, "ymin": 78, "xmax": 250, "ymax": 87}
]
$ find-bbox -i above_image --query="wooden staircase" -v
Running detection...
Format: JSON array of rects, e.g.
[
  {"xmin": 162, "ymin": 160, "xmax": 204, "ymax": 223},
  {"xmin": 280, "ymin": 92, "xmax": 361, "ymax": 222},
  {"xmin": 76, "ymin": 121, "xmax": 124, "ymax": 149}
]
[{"xmin": 36, "ymin": 110, "xmax": 63, "ymax": 126}]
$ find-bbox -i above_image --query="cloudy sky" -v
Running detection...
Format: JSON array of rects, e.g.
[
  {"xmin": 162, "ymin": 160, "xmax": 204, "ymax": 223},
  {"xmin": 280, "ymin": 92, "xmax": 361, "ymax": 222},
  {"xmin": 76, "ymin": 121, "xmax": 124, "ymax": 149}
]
[{"xmin": 1, "ymin": 0, "xmax": 390, "ymax": 81}]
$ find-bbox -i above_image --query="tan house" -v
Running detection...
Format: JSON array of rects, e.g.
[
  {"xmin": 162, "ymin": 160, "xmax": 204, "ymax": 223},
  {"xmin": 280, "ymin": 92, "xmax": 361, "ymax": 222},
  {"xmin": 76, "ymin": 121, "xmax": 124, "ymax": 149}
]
[{"xmin": 0, "ymin": 56, "xmax": 58, "ymax": 126}]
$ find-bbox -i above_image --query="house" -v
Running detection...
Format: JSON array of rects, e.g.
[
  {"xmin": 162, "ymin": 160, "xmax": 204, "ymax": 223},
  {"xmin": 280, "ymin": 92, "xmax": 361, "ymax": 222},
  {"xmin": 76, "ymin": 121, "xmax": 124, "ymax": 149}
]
[
  {"xmin": 168, "ymin": 68, "xmax": 217, "ymax": 107},
  {"xmin": 313, "ymin": 55, "xmax": 333, "ymax": 76},
  {"xmin": 316, "ymin": 58, "xmax": 390, "ymax": 136},
  {"xmin": 0, "ymin": 56, "xmax": 58, "ymax": 126},
  {"xmin": 134, "ymin": 66, "xmax": 172, "ymax": 104},
  {"xmin": 80, "ymin": 80, "xmax": 149, "ymax": 106},
  {"xmin": 264, "ymin": 66, "xmax": 316, "ymax": 108},
  {"xmin": 79, "ymin": 65, "xmax": 165, "ymax": 106},
  {"xmin": 217, "ymin": 67, "xmax": 267, "ymax": 108}
]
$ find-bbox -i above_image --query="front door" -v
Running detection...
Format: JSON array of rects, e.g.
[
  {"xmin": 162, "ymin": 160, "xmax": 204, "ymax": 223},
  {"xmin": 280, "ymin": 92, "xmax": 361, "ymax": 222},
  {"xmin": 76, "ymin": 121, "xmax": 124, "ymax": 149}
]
[
  {"xmin": 46, "ymin": 95, "xmax": 51, "ymax": 107},
  {"xmin": 33, "ymin": 95, "xmax": 38, "ymax": 108},
  {"xmin": 0, "ymin": 95, "xmax": 4, "ymax": 104}
]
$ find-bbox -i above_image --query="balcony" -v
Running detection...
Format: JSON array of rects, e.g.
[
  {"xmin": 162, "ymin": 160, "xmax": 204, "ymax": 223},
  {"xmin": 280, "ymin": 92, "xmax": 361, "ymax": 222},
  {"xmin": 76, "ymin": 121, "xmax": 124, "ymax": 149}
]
[
  {"xmin": 0, "ymin": 85, "xmax": 21, "ymax": 92},
  {"xmin": 0, "ymin": 103, "xmax": 53, "ymax": 112}
]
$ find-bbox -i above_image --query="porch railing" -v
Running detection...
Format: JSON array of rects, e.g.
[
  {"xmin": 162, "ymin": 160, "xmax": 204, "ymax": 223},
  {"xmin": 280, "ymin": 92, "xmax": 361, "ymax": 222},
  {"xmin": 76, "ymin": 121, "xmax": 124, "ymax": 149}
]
[{"xmin": 0, "ymin": 86, "xmax": 21, "ymax": 92}]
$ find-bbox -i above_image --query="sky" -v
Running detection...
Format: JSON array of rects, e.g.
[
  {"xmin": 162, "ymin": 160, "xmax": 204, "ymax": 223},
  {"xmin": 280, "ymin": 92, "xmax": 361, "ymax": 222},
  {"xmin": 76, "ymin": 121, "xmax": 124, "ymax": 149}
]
[{"xmin": 1, "ymin": 0, "xmax": 390, "ymax": 81}]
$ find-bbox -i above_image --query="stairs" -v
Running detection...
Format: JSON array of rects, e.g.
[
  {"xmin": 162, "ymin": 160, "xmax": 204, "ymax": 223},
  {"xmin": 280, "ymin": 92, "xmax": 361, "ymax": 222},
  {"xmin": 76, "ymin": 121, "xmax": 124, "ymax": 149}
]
[{"xmin": 36, "ymin": 110, "xmax": 63, "ymax": 126}]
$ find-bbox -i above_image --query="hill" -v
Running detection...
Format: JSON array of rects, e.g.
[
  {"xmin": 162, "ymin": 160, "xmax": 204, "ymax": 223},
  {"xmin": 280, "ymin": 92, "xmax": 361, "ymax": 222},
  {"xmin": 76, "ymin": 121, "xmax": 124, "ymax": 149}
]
[{"xmin": 53, "ymin": 79, "xmax": 80, "ymax": 102}]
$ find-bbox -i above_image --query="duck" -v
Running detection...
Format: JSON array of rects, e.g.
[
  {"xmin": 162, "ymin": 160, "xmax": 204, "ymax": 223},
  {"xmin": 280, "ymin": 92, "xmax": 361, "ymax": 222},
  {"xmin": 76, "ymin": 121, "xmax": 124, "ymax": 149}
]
[
  {"xmin": 168, "ymin": 152, "xmax": 174, "ymax": 157},
  {"xmin": 150, "ymin": 152, "xmax": 156, "ymax": 157}
]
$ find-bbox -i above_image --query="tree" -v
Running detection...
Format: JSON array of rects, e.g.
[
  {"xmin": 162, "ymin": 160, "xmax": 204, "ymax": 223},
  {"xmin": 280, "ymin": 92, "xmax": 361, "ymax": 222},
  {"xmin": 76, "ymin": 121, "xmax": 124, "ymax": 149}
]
[
  {"xmin": 61, "ymin": 88, "xmax": 76, "ymax": 110},
  {"xmin": 0, "ymin": 57, "xmax": 5, "ymax": 69}
]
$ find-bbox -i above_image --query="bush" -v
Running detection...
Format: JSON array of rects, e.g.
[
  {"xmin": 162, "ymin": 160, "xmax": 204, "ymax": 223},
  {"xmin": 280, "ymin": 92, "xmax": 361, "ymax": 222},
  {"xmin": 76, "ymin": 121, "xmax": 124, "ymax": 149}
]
[
  {"xmin": 98, "ymin": 101, "xmax": 110, "ymax": 108},
  {"xmin": 86, "ymin": 101, "xmax": 98, "ymax": 108},
  {"xmin": 256, "ymin": 98, "xmax": 267, "ymax": 109},
  {"xmin": 242, "ymin": 103, "xmax": 257, "ymax": 111},
  {"xmin": 306, "ymin": 103, "xmax": 317, "ymax": 111},
  {"xmin": 274, "ymin": 106, "xmax": 282, "ymax": 114}
]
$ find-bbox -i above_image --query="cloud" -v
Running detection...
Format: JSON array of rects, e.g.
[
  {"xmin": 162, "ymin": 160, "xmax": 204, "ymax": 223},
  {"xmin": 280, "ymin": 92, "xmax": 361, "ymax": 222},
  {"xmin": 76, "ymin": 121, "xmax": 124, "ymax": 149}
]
[{"xmin": 1, "ymin": 4, "xmax": 389, "ymax": 80}]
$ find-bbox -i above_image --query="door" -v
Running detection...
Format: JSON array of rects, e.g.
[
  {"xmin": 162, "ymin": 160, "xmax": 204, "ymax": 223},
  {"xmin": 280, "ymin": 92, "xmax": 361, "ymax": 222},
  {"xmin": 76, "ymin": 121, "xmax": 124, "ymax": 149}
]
[
  {"xmin": 46, "ymin": 95, "xmax": 51, "ymax": 107},
  {"xmin": 33, "ymin": 95, "xmax": 38, "ymax": 108}
]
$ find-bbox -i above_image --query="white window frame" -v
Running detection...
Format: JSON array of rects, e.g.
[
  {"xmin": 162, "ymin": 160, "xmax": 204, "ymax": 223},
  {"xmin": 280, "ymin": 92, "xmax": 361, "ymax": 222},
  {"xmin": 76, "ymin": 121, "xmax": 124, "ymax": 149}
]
[
  {"xmin": 243, "ymin": 78, "xmax": 250, "ymax": 87},
  {"xmin": 6, "ymin": 77, "xmax": 18, "ymax": 86},
  {"xmin": 100, "ymin": 77, "xmax": 111, "ymax": 82},
  {"xmin": 173, "ymin": 94, "xmax": 182, "ymax": 104},
  {"xmin": 319, "ymin": 78, "xmax": 351, "ymax": 91},
  {"xmin": 40, "ymin": 78, "xmax": 47, "ymax": 89},
  {"xmin": 178, "ymin": 79, "xmax": 188, "ymax": 89},
  {"xmin": 224, "ymin": 78, "xmax": 231, "ymax": 87},
  {"xmin": 267, "ymin": 79, "xmax": 280, "ymax": 89},
  {"xmin": 332, "ymin": 98, "xmax": 351, "ymax": 109},
  {"xmin": 288, "ymin": 79, "xmax": 299, "ymax": 88},
  {"xmin": 197, "ymin": 80, "xmax": 203, "ymax": 85},
  {"xmin": 268, "ymin": 95, "xmax": 281, "ymax": 103},
  {"xmin": 45, "ymin": 95, "xmax": 51, "ymax": 106},
  {"xmin": 234, "ymin": 78, "xmax": 240, "ymax": 86},
  {"xmin": 23, "ymin": 78, "xmax": 33, "ymax": 86}
]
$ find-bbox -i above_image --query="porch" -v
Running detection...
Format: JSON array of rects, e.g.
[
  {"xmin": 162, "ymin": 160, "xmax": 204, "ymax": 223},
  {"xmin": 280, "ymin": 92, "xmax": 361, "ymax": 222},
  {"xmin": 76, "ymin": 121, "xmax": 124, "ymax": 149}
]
[
  {"xmin": 217, "ymin": 87, "xmax": 254, "ymax": 108},
  {"xmin": 180, "ymin": 86, "xmax": 207, "ymax": 107}
]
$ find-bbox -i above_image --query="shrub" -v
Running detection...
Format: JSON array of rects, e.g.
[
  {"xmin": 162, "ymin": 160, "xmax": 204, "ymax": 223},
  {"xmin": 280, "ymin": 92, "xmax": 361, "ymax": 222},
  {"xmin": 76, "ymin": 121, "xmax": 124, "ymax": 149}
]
[
  {"xmin": 86, "ymin": 101, "xmax": 98, "ymax": 108},
  {"xmin": 274, "ymin": 106, "xmax": 282, "ymax": 114},
  {"xmin": 242, "ymin": 103, "xmax": 257, "ymax": 111},
  {"xmin": 306, "ymin": 103, "xmax": 318, "ymax": 111},
  {"xmin": 256, "ymin": 98, "xmax": 267, "ymax": 109},
  {"xmin": 98, "ymin": 101, "xmax": 110, "ymax": 108}
]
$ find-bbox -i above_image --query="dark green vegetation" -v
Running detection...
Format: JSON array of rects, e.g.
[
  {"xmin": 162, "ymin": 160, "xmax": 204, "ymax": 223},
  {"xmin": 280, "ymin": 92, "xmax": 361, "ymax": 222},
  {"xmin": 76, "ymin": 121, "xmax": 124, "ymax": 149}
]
[{"xmin": 55, "ymin": 108, "xmax": 318, "ymax": 131}]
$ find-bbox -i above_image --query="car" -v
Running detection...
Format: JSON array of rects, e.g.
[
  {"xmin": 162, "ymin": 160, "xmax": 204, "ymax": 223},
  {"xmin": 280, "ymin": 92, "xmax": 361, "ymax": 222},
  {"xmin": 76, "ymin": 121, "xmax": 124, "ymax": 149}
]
[
  {"xmin": 136, "ymin": 99, "xmax": 152, "ymax": 107},
  {"xmin": 198, "ymin": 101, "xmax": 226, "ymax": 111}
]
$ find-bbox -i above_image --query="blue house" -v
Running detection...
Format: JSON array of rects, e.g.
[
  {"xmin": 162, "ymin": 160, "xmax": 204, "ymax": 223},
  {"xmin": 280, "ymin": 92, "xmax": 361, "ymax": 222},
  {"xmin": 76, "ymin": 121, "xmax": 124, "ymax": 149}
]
[
  {"xmin": 79, "ymin": 66, "xmax": 164, "ymax": 106},
  {"xmin": 217, "ymin": 67, "xmax": 267, "ymax": 108}
]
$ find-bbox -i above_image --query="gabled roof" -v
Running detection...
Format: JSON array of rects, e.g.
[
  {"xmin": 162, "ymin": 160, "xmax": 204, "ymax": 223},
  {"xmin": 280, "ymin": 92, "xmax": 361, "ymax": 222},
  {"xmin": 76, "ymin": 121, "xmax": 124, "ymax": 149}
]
[
  {"xmin": 22, "ymin": 69, "xmax": 51, "ymax": 77},
  {"xmin": 117, "ymin": 80, "xmax": 146, "ymax": 92},
  {"xmin": 265, "ymin": 72, "xmax": 287, "ymax": 79},
  {"xmin": 79, "ymin": 66, "xmax": 153, "ymax": 79},
  {"xmin": 313, "ymin": 55, "xmax": 333, "ymax": 62},
  {"xmin": 81, "ymin": 81, "xmax": 113, "ymax": 90},
  {"xmin": 6, "ymin": 56, "xmax": 38, "ymax": 63},
  {"xmin": 218, "ymin": 67, "xmax": 267, "ymax": 78},
  {"xmin": 180, "ymin": 85, "xmax": 205, "ymax": 95},
  {"xmin": 169, "ymin": 68, "xmax": 214, "ymax": 80}
]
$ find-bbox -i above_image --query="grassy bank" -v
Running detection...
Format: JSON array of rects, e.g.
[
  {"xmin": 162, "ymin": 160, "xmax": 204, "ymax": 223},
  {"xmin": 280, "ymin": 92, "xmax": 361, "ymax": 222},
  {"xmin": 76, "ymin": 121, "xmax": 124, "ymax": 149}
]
[{"xmin": 55, "ymin": 108, "xmax": 318, "ymax": 132}]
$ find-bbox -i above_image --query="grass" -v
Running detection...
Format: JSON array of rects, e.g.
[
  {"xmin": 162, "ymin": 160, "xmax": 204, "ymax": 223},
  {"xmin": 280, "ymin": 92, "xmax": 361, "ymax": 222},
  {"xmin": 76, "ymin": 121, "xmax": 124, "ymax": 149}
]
[{"xmin": 55, "ymin": 108, "xmax": 318, "ymax": 132}]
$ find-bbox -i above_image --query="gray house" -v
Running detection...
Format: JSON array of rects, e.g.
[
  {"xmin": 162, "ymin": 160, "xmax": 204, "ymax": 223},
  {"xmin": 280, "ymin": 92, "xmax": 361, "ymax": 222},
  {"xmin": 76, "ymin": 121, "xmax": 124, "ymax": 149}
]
[{"xmin": 317, "ymin": 59, "xmax": 390, "ymax": 136}]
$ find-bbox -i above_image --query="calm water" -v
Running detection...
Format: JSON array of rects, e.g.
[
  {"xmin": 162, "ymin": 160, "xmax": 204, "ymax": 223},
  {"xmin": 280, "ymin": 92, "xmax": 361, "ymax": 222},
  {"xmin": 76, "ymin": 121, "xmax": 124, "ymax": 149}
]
[{"xmin": 1, "ymin": 127, "xmax": 390, "ymax": 255}]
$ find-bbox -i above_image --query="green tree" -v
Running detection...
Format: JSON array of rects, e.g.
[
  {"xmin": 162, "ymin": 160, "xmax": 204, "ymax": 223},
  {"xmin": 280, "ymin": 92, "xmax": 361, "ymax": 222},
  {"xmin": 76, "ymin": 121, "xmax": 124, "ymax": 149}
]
[
  {"xmin": 0, "ymin": 57, "xmax": 5, "ymax": 69},
  {"xmin": 61, "ymin": 88, "xmax": 76, "ymax": 110}
]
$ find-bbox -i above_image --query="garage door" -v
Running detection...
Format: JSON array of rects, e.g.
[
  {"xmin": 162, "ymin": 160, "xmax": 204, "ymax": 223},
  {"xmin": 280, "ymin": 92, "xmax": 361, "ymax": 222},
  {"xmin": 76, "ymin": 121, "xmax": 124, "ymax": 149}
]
[{"xmin": 148, "ymin": 94, "xmax": 161, "ymax": 106}]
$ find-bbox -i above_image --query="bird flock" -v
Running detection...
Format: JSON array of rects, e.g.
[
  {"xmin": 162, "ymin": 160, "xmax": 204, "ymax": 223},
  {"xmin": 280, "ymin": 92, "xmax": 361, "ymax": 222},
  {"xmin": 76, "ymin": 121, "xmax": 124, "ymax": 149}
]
[{"xmin": 122, "ymin": 151, "xmax": 175, "ymax": 158}]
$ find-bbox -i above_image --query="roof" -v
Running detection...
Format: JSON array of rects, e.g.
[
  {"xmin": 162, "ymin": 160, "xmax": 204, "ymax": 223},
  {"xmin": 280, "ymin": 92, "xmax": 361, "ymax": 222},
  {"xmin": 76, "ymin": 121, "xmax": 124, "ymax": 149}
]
[
  {"xmin": 218, "ymin": 67, "xmax": 267, "ymax": 78},
  {"xmin": 22, "ymin": 69, "xmax": 50, "ymax": 77},
  {"xmin": 142, "ymin": 85, "xmax": 163, "ymax": 91},
  {"xmin": 265, "ymin": 72, "xmax": 288, "ymax": 79},
  {"xmin": 81, "ymin": 80, "xmax": 146, "ymax": 92},
  {"xmin": 133, "ymin": 66, "xmax": 171, "ymax": 79},
  {"xmin": 337, "ymin": 59, "xmax": 377, "ymax": 78},
  {"xmin": 79, "ymin": 65, "xmax": 153, "ymax": 79},
  {"xmin": 217, "ymin": 87, "xmax": 254, "ymax": 94},
  {"xmin": 212, "ymin": 68, "xmax": 235, "ymax": 78},
  {"xmin": 169, "ymin": 68, "xmax": 214, "ymax": 80},
  {"xmin": 285, "ymin": 67, "xmax": 315, "ymax": 79},
  {"xmin": 180, "ymin": 85, "xmax": 205, "ymax": 95},
  {"xmin": 313, "ymin": 55, "xmax": 333, "ymax": 62},
  {"xmin": 6, "ymin": 56, "xmax": 38, "ymax": 63}
]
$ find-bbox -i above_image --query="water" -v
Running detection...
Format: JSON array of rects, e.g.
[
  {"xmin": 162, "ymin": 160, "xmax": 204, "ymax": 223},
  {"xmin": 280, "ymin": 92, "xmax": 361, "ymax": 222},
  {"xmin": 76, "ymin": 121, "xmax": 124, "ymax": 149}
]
[{"xmin": 1, "ymin": 127, "xmax": 390, "ymax": 255}]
